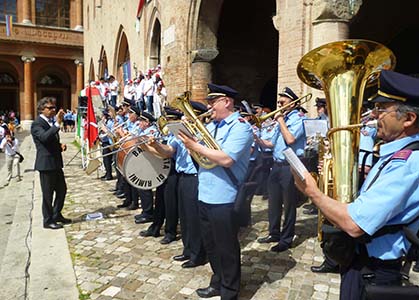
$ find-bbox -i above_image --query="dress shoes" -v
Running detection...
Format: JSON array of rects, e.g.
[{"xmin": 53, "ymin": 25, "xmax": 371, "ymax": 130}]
[
  {"xmin": 182, "ymin": 259, "xmax": 207, "ymax": 268},
  {"xmin": 43, "ymin": 222, "xmax": 63, "ymax": 230},
  {"xmin": 101, "ymin": 176, "xmax": 113, "ymax": 181},
  {"xmin": 139, "ymin": 228, "xmax": 160, "ymax": 237},
  {"xmin": 258, "ymin": 235, "xmax": 279, "ymax": 243},
  {"xmin": 173, "ymin": 254, "xmax": 190, "ymax": 262},
  {"xmin": 160, "ymin": 235, "xmax": 175, "ymax": 245},
  {"xmin": 116, "ymin": 193, "xmax": 126, "ymax": 199},
  {"xmin": 413, "ymin": 262, "xmax": 419, "ymax": 273},
  {"xmin": 311, "ymin": 261, "xmax": 340, "ymax": 273},
  {"xmin": 196, "ymin": 286, "xmax": 221, "ymax": 298},
  {"xmin": 271, "ymin": 243, "xmax": 289, "ymax": 252},
  {"xmin": 117, "ymin": 202, "xmax": 130, "ymax": 208},
  {"xmin": 55, "ymin": 216, "xmax": 72, "ymax": 224},
  {"xmin": 134, "ymin": 216, "xmax": 153, "ymax": 224},
  {"xmin": 126, "ymin": 204, "xmax": 139, "ymax": 210},
  {"xmin": 109, "ymin": 188, "xmax": 118, "ymax": 192}
]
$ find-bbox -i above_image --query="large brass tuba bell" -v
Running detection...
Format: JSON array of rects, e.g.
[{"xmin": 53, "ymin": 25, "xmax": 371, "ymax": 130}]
[
  {"xmin": 297, "ymin": 40, "xmax": 396, "ymax": 239},
  {"xmin": 171, "ymin": 91, "xmax": 221, "ymax": 169}
]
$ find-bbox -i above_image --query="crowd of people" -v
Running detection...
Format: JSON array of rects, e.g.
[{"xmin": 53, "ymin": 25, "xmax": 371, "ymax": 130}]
[{"xmin": 17, "ymin": 66, "xmax": 419, "ymax": 300}]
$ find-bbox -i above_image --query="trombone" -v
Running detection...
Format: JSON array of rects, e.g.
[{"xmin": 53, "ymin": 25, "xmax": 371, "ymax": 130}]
[{"xmin": 251, "ymin": 93, "xmax": 312, "ymax": 128}]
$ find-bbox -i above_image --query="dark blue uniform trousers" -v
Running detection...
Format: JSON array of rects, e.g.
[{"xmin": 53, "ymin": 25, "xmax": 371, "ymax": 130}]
[
  {"xmin": 267, "ymin": 163, "xmax": 297, "ymax": 246},
  {"xmin": 199, "ymin": 201, "xmax": 240, "ymax": 300}
]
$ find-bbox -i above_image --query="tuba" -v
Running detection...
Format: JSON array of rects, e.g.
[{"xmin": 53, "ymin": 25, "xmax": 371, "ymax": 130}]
[
  {"xmin": 171, "ymin": 91, "xmax": 221, "ymax": 169},
  {"xmin": 297, "ymin": 40, "xmax": 396, "ymax": 240}
]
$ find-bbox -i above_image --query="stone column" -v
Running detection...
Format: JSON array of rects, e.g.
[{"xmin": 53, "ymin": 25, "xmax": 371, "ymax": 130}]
[
  {"xmin": 22, "ymin": 0, "xmax": 32, "ymax": 24},
  {"xmin": 74, "ymin": 0, "xmax": 83, "ymax": 31},
  {"xmin": 20, "ymin": 56, "xmax": 36, "ymax": 130},
  {"xmin": 74, "ymin": 59, "xmax": 84, "ymax": 109},
  {"xmin": 190, "ymin": 49, "xmax": 219, "ymax": 102}
]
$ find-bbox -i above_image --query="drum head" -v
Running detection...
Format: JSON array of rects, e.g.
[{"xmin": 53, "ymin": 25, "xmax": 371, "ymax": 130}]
[{"xmin": 123, "ymin": 147, "xmax": 171, "ymax": 189}]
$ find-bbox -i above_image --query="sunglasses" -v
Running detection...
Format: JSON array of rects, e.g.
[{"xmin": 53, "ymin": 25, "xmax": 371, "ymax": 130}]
[{"xmin": 45, "ymin": 106, "xmax": 56, "ymax": 110}]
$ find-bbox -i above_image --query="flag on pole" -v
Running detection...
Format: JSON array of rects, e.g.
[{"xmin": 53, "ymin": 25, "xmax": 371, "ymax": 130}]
[
  {"xmin": 5, "ymin": 15, "xmax": 13, "ymax": 37},
  {"xmin": 84, "ymin": 87, "xmax": 99, "ymax": 149},
  {"xmin": 136, "ymin": 0, "xmax": 146, "ymax": 19}
]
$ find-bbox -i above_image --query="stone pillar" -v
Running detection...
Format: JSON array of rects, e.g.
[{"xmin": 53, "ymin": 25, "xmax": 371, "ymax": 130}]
[
  {"xmin": 22, "ymin": 0, "xmax": 32, "ymax": 24},
  {"xmin": 20, "ymin": 56, "xmax": 36, "ymax": 130},
  {"xmin": 74, "ymin": 59, "xmax": 84, "ymax": 109},
  {"xmin": 190, "ymin": 49, "xmax": 219, "ymax": 102},
  {"xmin": 311, "ymin": 0, "xmax": 362, "ymax": 47},
  {"xmin": 74, "ymin": 0, "xmax": 83, "ymax": 31}
]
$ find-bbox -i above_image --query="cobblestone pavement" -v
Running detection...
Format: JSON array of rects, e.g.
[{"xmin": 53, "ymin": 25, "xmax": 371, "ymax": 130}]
[{"xmin": 59, "ymin": 132, "xmax": 418, "ymax": 300}]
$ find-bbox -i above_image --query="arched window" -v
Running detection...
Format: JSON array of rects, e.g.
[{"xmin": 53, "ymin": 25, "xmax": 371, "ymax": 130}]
[
  {"xmin": 0, "ymin": 72, "xmax": 17, "ymax": 84},
  {"xmin": 38, "ymin": 74, "xmax": 64, "ymax": 86},
  {"xmin": 36, "ymin": 0, "xmax": 70, "ymax": 28},
  {"xmin": 0, "ymin": 0, "xmax": 16, "ymax": 22}
]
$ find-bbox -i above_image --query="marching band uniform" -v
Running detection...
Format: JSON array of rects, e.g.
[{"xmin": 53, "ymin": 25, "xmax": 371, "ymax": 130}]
[{"xmin": 99, "ymin": 111, "xmax": 114, "ymax": 180}]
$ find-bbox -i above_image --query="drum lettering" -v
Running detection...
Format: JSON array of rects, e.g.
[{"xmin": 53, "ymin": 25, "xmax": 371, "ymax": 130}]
[
  {"xmin": 129, "ymin": 173, "xmax": 139, "ymax": 182},
  {"xmin": 156, "ymin": 173, "xmax": 165, "ymax": 182},
  {"xmin": 132, "ymin": 150, "xmax": 139, "ymax": 157}
]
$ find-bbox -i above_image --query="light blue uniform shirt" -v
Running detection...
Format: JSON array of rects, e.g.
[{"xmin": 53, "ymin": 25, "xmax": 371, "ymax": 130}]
[
  {"xmin": 348, "ymin": 134, "xmax": 419, "ymax": 259},
  {"xmin": 271, "ymin": 109, "xmax": 306, "ymax": 162},
  {"xmin": 168, "ymin": 135, "xmax": 197, "ymax": 174},
  {"xmin": 250, "ymin": 125, "xmax": 260, "ymax": 161},
  {"xmin": 198, "ymin": 112, "xmax": 253, "ymax": 204},
  {"xmin": 359, "ymin": 126, "xmax": 377, "ymax": 167},
  {"xmin": 260, "ymin": 123, "xmax": 276, "ymax": 153}
]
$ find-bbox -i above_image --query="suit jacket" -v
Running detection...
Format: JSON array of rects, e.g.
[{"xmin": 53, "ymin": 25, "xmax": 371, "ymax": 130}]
[{"xmin": 31, "ymin": 116, "xmax": 64, "ymax": 171}]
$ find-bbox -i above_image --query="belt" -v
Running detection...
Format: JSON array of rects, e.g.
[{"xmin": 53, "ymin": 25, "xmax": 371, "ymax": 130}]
[{"xmin": 178, "ymin": 172, "xmax": 197, "ymax": 177}]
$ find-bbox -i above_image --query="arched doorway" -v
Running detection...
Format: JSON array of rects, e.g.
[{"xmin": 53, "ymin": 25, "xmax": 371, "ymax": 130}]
[
  {"xmin": 350, "ymin": 0, "xmax": 419, "ymax": 75},
  {"xmin": 36, "ymin": 68, "xmax": 71, "ymax": 110},
  {"xmin": 0, "ymin": 62, "xmax": 19, "ymax": 114},
  {"xmin": 98, "ymin": 46, "xmax": 109, "ymax": 79},
  {"xmin": 89, "ymin": 58, "xmax": 95, "ymax": 81},
  {"xmin": 149, "ymin": 18, "xmax": 161, "ymax": 68},
  {"xmin": 208, "ymin": 0, "xmax": 278, "ymax": 109},
  {"xmin": 115, "ymin": 27, "xmax": 131, "ymax": 86}
]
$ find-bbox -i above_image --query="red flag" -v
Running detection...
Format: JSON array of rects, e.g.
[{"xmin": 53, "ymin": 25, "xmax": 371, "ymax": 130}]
[
  {"xmin": 136, "ymin": 0, "xmax": 145, "ymax": 18},
  {"xmin": 84, "ymin": 87, "xmax": 98, "ymax": 148}
]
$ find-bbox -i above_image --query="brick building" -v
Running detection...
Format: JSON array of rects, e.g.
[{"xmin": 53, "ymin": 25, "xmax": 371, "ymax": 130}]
[
  {"xmin": 0, "ymin": 0, "xmax": 83, "ymax": 130},
  {"xmin": 83, "ymin": 0, "xmax": 419, "ymax": 116}
]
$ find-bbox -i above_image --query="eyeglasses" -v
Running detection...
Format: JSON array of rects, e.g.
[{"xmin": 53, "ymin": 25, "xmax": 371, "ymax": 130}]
[
  {"xmin": 372, "ymin": 106, "xmax": 399, "ymax": 115},
  {"xmin": 207, "ymin": 97, "xmax": 225, "ymax": 107},
  {"xmin": 45, "ymin": 106, "xmax": 56, "ymax": 110}
]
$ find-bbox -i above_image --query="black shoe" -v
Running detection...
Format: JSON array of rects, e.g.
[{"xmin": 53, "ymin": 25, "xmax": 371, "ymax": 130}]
[
  {"xmin": 258, "ymin": 235, "xmax": 279, "ymax": 243},
  {"xmin": 117, "ymin": 202, "xmax": 130, "ymax": 208},
  {"xmin": 413, "ymin": 262, "xmax": 419, "ymax": 273},
  {"xmin": 109, "ymin": 188, "xmax": 118, "ymax": 192},
  {"xmin": 126, "ymin": 204, "xmax": 139, "ymax": 210},
  {"xmin": 116, "ymin": 193, "xmax": 125, "ymax": 199},
  {"xmin": 55, "ymin": 216, "xmax": 72, "ymax": 224},
  {"xmin": 139, "ymin": 228, "xmax": 160, "ymax": 237},
  {"xmin": 134, "ymin": 216, "xmax": 153, "ymax": 224},
  {"xmin": 196, "ymin": 286, "xmax": 221, "ymax": 298},
  {"xmin": 311, "ymin": 261, "xmax": 340, "ymax": 273},
  {"xmin": 101, "ymin": 176, "xmax": 113, "ymax": 181},
  {"xmin": 100, "ymin": 175, "xmax": 107, "ymax": 179},
  {"xmin": 173, "ymin": 254, "xmax": 190, "ymax": 262},
  {"xmin": 43, "ymin": 222, "xmax": 63, "ymax": 230},
  {"xmin": 182, "ymin": 259, "xmax": 207, "ymax": 268},
  {"xmin": 303, "ymin": 207, "xmax": 318, "ymax": 215},
  {"xmin": 160, "ymin": 235, "xmax": 175, "ymax": 245},
  {"xmin": 271, "ymin": 243, "xmax": 289, "ymax": 252}
]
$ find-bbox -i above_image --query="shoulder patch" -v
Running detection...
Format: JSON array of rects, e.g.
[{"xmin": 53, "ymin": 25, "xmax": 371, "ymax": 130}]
[
  {"xmin": 298, "ymin": 112, "xmax": 305, "ymax": 117},
  {"xmin": 361, "ymin": 129, "xmax": 369, "ymax": 136},
  {"xmin": 391, "ymin": 149, "xmax": 413, "ymax": 161},
  {"xmin": 238, "ymin": 117, "xmax": 246, "ymax": 123}
]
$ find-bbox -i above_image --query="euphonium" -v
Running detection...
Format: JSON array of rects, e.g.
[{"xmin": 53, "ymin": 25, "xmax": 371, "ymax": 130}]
[
  {"xmin": 171, "ymin": 91, "xmax": 221, "ymax": 169},
  {"xmin": 297, "ymin": 40, "xmax": 396, "ymax": 241}
]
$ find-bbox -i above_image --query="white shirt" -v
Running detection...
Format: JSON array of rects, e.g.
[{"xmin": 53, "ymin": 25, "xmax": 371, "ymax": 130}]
[
  {"xmin": 109, "ymin": 80, "xmax": 119, "ymax": 96},
  {"xmin": 0, "ymin": 137, "xmax": 19, "ymax": 156},
  {"xmin": 143, "ymin": 78, "xmax": 155, "ymax": 96},
  {"xmin": 0, "ymin": 126, "xmax": 4, "ymax": 139}
]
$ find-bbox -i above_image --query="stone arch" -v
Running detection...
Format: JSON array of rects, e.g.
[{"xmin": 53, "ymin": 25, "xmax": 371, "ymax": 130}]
[
  {"xmin": 189, "ymin": 0, "xmax": 278, "ymax": 106},
  {"xmin": 36, "ymin": 65, "xmax": 71, "ymax": 110},
  {"xmin": 148, "ymin": 14, "xmax": 161, "ymax": 69},
  {"xmin": 98, "ymin": 46, "xmax": 109, "ymax": 79},
  {"xmin": 0, "ymin": 61, "xmax": 19, "ymax": 113},
  {"xmin": 114, "ymin": 25, "xmax": 131, "ymax": 86}
]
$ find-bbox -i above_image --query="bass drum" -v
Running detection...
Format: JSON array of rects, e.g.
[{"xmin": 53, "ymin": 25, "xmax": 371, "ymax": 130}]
[{"xmin": 116, "ymin": 138, "xmax": 171, "ymax": 189}]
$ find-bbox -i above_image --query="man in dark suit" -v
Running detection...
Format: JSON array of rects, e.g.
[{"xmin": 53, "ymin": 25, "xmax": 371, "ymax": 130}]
[{"xmin": 31, "ymin": 97, "xmax": 71, "ymax": 229}]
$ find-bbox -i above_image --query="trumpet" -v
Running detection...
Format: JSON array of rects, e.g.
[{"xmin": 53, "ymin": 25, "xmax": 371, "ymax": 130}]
[{"xmin": 251, "ymin": 93, "xmax": 312, "ymax": 128}]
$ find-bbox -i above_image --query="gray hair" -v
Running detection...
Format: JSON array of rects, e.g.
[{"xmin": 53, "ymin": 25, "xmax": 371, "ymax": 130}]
[
  {"xmin": 396, "ymin": 103, "xmax": 419, "ymax": 128},
  {"xmin": 37, "ymin": 97, "xmax": 56, "ymax": 113}
]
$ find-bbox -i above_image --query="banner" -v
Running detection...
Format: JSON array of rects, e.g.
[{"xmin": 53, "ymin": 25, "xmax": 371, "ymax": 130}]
[
  {"xmin": 5, "ymin": 15, "xmax": 13, "ymax": 37},
  {"xmin": 84, "ymin": 87, "xmax": 98, "ymax": 149}
]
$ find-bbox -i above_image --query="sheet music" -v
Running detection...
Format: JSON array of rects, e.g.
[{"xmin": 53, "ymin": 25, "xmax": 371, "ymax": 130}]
[
  {"xmin": 166, "ymin": 122, "xmax": 194, "ymax": 139},
  {"xmin": 303, "ymin": 119, "xmax": 328, "ymax": 138},
  {"xmin": 282, "ymin": 148, "xmax": 308, "ymax": 181}
]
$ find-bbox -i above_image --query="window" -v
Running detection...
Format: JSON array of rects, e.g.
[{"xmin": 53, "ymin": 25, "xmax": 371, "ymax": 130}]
[
  {"xmin": 0, "ymin": 0, "xmax": 17, "ymax": 22},
  {"xmin": 36, "ymin": 0, "xmax": 70, "ymax": 28}
]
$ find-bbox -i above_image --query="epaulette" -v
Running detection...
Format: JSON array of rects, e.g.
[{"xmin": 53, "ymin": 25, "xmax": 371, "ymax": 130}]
[
  {"xmin": 391, "ymin": 149, "xmax": 413, "ymax": 161},
  {"xmin": 361, "ymin": 129, "xmax": 369, "ymax": 136},
  {"xmin": 298, "ymin": 112, "xmax": 305, "ymax": 117},
  {"xmin": 238, "ymin": 117, "xmax": 246, "ymax": 123}
]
